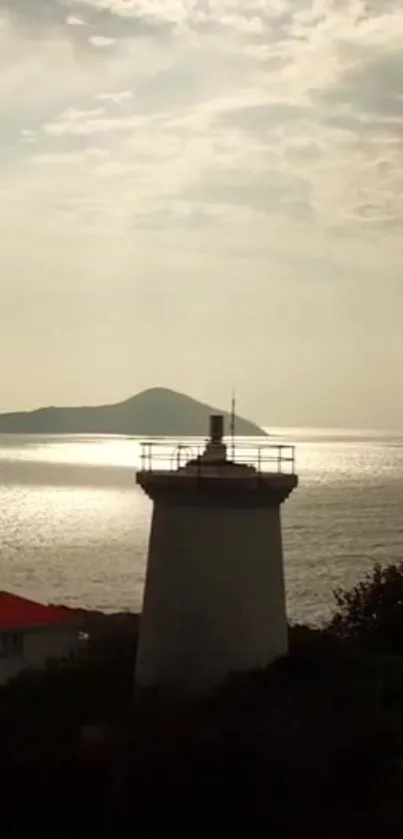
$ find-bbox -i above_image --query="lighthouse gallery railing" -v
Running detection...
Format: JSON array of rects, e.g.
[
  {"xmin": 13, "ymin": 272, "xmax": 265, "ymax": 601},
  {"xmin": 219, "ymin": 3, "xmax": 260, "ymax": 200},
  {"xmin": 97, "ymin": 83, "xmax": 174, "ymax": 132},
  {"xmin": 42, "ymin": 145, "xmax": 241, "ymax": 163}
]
[{"xmin": 138, "ymin": 440, "xmax": 296, "ymax": 475}]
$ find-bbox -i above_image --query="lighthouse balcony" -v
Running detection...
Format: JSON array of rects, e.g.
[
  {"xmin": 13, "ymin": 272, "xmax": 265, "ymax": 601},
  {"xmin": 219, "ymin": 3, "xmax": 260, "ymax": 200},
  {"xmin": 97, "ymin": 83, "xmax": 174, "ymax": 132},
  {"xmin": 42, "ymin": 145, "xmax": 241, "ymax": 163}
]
[
  {"xmin": 138, "ymin": 440, "xmax": 296, "ymax": 476},
  {"xmin": 136, "ymin": 440, "xmax": 297, "ymax": 504},
  {"xmin": 136, "ymin": 438, "xmax": 298, "ymax": 506}
]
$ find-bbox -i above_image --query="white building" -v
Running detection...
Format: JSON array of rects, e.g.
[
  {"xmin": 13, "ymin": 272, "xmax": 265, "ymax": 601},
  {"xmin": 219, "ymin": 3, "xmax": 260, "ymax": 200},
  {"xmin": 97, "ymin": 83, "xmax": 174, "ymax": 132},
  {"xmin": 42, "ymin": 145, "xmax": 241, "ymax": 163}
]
[
  {"xmin": 136, "ymin": 414, "xmax": 298, "ymax": 694},
  {"xmin": 0, "ymin": 591, "xmax": 86, "ymax": 686}
]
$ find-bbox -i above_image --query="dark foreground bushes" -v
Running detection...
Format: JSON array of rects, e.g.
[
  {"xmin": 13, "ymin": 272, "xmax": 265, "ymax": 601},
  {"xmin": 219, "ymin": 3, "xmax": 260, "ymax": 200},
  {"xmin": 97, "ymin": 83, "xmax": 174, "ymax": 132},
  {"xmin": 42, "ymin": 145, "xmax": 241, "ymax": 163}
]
[
  {"xmin": 2, "ymin": 630, "xmax": 403, "ymax": 836},
  {"xmin": 329, "ymin": 561, "xmax": 403, "ymax": 655},
  {"xmin": 2, "ymin": 565, "xmax": 403, "ymax": 836}
]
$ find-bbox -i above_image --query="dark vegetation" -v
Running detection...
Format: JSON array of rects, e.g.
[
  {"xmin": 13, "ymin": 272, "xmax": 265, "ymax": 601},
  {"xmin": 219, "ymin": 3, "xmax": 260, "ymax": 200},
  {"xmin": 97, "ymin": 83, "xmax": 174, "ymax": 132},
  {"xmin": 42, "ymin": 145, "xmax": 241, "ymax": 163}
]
[
  {"xmin": 0, "ymin": 386, "xmax": 265, "ymax": 436},
  {"xmin": 329, "ymin": 561, "xmax": 403, "ymax": 655},
  {"xmin": 3, "ymin": 564, "xmax": 403, "ymax": 836}
]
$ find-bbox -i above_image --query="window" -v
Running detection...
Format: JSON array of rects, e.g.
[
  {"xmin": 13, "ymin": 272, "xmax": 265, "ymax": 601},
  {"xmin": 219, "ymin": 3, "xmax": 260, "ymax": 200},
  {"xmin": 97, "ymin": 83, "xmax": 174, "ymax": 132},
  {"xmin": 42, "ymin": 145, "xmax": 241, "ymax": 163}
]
[{"xmin": 0, "ymin": 632, "xmax": 23, "ymax": 658}]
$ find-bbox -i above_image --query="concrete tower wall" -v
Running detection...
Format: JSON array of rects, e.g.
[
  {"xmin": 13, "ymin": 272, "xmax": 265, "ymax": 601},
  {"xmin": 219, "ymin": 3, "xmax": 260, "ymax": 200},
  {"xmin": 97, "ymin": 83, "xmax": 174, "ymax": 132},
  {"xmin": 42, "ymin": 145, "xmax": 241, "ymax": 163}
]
[{"xmin": 136, "ymin": 497, "xmax": 288, "ymax": 693}]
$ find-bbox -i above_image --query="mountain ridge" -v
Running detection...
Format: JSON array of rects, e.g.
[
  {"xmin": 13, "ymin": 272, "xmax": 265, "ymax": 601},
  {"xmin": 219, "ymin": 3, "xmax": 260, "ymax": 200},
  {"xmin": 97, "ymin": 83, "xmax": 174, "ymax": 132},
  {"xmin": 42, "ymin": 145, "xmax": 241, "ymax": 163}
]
[{"xmin": 0, "ymin": 387, "xmax": 266, "ymax": 437}]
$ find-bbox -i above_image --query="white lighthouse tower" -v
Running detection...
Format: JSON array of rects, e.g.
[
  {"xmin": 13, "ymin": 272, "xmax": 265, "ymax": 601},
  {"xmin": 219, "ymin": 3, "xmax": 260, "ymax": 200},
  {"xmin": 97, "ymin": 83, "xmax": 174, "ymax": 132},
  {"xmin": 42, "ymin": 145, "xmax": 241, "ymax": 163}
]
[{"xmin": 135, "ymin": 415, "xmax": 298, "ymax": 694}]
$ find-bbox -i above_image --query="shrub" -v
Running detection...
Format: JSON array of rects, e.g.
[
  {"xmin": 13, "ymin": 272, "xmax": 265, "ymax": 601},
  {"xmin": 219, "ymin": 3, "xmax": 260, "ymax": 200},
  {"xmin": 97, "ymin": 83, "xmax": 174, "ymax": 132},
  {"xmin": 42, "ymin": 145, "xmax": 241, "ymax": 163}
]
[{"xmin": 328, "ymin": 562, "xmax": 403, "ymax": 655}]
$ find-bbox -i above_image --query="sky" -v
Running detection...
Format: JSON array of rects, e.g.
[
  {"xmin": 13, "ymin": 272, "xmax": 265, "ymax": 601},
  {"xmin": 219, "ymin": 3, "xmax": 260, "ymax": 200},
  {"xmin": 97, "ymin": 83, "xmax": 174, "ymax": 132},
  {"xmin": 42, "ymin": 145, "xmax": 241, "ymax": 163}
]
[{"xmin": 1, "ymin": 0, "xmax": 403, "ymax": 428}]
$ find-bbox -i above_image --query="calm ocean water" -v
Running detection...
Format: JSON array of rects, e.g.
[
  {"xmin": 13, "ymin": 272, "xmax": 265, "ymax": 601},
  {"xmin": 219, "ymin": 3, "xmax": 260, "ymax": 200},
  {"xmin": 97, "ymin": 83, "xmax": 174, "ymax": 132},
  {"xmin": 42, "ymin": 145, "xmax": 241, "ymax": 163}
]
[{"xmin": 1, "ymin": 429, "xmax": 403, "ymax": 624}]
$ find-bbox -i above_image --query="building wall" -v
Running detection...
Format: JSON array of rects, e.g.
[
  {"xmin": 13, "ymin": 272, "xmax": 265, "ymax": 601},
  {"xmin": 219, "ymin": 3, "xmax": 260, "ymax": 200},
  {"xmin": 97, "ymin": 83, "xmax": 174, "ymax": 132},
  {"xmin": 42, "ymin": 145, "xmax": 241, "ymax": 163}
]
[
  {"xmin": 0, "ymin": 626, "xmax": 81, "ymax": 686},
  {"xmin": 0, "ymin": 641, "xmax": 23, "ymax": 686},
  {"xmin": 136, "ymin": 499, "xmax": 288, "ymax": 693},
  {"xmin": 23, "ymin": 626, "xmax": 80, "ymax": 670}
]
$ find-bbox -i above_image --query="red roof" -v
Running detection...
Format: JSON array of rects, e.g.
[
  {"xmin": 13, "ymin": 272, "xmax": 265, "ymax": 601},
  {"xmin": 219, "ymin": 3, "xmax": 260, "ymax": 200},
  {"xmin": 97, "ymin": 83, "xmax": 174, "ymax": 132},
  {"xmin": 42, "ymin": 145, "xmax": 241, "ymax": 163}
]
[{"xmin": 0, "ymin": 591, "xmax": 83, "ymax": 630}]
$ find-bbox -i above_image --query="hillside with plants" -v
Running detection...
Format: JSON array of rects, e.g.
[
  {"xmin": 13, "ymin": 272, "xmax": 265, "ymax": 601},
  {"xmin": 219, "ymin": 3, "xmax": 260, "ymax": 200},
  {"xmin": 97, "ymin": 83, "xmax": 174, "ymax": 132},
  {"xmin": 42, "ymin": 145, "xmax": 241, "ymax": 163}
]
[{"xmin": 2, "ymin": 563, "xmax": 403, "ymax": 835}]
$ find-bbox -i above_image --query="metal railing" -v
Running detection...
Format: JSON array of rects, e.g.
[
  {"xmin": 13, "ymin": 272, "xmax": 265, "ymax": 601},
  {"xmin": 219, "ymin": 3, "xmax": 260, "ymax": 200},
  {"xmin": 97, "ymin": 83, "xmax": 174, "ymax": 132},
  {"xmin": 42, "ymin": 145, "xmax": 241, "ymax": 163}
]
[{"xmin": 138, "ymin": 440, "xmax": 295, "ymax": 475}]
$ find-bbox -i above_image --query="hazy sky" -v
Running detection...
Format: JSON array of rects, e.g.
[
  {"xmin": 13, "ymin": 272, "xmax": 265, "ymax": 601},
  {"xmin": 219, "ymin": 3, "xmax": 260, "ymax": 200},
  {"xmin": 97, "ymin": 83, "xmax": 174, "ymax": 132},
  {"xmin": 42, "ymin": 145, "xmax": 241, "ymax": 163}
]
[{"xmin": 1, "ymin": 0, "xmax": 403, "ymax": 428}]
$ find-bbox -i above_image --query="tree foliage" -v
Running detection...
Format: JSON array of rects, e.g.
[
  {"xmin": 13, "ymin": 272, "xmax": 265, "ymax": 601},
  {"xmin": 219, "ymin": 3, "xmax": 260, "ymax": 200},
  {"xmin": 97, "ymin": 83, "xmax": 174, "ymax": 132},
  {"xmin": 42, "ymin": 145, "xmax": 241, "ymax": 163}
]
[
  {"xmin": 4, "ymin": 568, "xmax": 403, "ymax": 834},
  {"xmin": 329, "ymin": 562, "xmax": 403, "ymax": 654}
]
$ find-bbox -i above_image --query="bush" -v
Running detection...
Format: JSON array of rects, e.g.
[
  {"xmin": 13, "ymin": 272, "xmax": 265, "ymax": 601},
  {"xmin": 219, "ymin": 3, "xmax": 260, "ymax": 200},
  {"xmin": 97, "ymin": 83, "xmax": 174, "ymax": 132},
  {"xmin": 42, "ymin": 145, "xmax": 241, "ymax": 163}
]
[
  {"xmin": 6, "ymin": 565, "xmax": 403, "ymax": 834},
  {"xmin": 328, "ymin": 562, "xmax": 403, "ymax": 655}
]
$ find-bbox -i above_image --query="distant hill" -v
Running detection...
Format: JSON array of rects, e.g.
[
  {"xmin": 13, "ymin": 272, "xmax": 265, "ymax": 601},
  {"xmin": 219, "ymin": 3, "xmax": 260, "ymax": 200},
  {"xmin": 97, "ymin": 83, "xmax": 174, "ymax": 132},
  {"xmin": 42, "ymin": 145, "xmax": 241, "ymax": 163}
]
[{"xmin": 0, "ymin": 388, "xmax": 266, "ymax": 437}]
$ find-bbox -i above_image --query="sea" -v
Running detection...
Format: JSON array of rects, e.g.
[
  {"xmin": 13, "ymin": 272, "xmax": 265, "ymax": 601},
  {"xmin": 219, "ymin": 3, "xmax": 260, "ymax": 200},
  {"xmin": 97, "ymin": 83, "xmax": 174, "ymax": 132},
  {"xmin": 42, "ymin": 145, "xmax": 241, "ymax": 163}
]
[{"xmin": 1, "ymin": 429, "xmax": 403, "ymax": 625}]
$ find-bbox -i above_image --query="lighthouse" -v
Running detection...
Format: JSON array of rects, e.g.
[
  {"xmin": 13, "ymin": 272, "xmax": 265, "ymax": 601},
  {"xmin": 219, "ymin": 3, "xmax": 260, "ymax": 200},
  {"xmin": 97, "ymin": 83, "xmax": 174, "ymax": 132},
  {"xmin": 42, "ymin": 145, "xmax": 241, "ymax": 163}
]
[{"xmin": 135, "ymin": 415, "xmax": 298, "ymax": 694}]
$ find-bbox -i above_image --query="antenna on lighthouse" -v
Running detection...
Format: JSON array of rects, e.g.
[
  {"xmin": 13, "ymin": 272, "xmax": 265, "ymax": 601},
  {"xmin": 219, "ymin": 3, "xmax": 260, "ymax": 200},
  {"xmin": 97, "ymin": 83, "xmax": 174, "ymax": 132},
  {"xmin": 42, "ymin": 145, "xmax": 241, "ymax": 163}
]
[{"xmin": 230, "ymin": 388, "xmax": 236, "ymax": 460}]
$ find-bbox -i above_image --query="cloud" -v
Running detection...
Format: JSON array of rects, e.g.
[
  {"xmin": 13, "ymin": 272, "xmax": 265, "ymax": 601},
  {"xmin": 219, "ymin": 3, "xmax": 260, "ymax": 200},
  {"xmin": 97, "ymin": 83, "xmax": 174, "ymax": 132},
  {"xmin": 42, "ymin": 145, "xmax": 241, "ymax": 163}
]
[
  {"xmin": 88, "ymin": 34, "xmax": 115, "ymax": 47},
  {"xmin": 66, "ymin": 15, "xmax": 88, "ymax": 26},
  {"xmin": 2, "ymin": 0, "xmax": 403, "ymax": 257},
  {"xmin": 42, "ymin": 108, "xmax": 146, "ymax": 136},
  {"xmin": 95, "ymin": 90, "xmax": 133, "ymax": 103}
]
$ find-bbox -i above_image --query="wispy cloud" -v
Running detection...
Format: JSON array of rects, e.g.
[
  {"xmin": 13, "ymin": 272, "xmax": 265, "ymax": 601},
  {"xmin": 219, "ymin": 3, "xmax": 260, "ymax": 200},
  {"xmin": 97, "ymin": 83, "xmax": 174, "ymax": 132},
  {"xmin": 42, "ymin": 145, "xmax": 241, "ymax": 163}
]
[
  {"xmin": 95, "ymin": 90, "xmax": 133, "ymax": 103},
  {"xmin": 88, "ymin": 34, "xmax": 115, "ymax": 47},
  {"xmin": 1, "ymin": 0, "xmax": 401, "ymax": 237},
  {"xmin": 66, "ymin": 15, "xmax": 88, "ymax": 27},
  {"xmin": 1, "ymin": 0, "xmax": 403, "ymax": 421}
]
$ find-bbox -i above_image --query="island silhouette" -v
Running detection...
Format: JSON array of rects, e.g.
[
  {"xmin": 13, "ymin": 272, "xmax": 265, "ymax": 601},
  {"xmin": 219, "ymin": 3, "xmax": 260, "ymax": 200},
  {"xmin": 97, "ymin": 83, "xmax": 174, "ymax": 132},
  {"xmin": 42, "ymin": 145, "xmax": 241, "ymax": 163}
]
[{"xmin": 0, "ymin": 387, "xmax": 266, "ymax": 436}]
